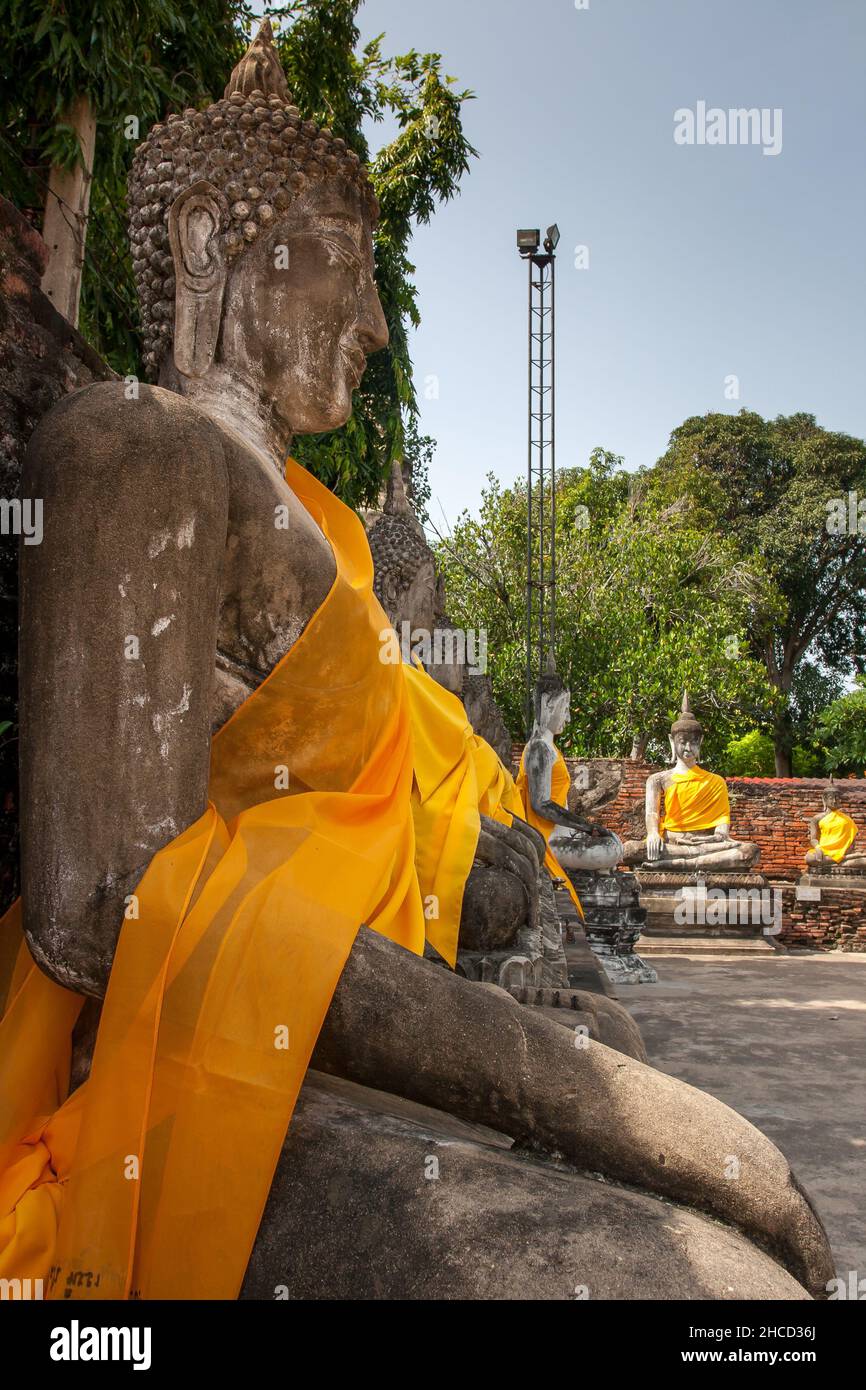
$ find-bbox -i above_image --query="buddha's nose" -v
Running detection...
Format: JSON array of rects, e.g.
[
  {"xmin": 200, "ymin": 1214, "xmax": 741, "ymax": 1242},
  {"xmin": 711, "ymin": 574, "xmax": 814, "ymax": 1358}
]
[{"xmin": 357, "ymin": 280, "xmax": 389, "ymax": 355}]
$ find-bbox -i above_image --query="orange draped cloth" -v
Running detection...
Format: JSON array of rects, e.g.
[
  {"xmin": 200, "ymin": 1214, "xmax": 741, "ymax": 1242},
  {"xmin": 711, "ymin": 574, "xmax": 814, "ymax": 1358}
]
[
  {"xmin": 404, "ymin": 663, "xmax": 525, "ymax": 966},
  {"xmin": 814, "ymin": 809, "xmax": 859, "ymax": 863},
  {"xmin": 515, "ymin": 744, "xmax": 584, "ymax": 918},
  {"xmin": 0, "ymin": 456, "xmax": 484, "ymax": 1301},
  {"xmin": 660, "ymin": 765, "xmax": 731, "ymax": 835}
]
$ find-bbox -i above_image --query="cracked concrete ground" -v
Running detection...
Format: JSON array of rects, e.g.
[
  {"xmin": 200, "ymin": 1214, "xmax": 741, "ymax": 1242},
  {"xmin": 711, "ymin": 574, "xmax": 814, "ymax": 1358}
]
[{"xmin": 623, "ymin": 953, "xmax": 866, "ymax": 1280}]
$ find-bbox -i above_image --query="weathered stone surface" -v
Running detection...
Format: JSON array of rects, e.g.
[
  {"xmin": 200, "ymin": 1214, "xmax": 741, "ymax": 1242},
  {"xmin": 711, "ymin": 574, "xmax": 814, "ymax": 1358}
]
[
  {"xmin": 311, "ymin": 927, "xmax": 834, "ymax": 1295},
  {"xmin": 0, "ymin": 194, "xmax": 115, "ymax": 914},
  {"xmin": 242, "ymin": 1070, "xmax": 810, "ymax": 1300},
  {"xmin": 507, "ymin": 984, "xmax": 649, "ymax": 1062}
]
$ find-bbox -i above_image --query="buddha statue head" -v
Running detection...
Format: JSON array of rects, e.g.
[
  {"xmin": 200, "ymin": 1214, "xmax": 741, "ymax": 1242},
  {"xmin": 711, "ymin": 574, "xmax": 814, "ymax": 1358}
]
[
  {"xmin": 669, "ymin": 691, "xmax": 703, "ymax": 768},
  {"xmin": 127, "ymin": 20, "xmax": 388, "ymax": 442},
  {"xmin": 822, "ymin": 781, "xmax": 840, "ymax": 812},
  {"xmin": 533, "ymin": 652, "xmax": 570, "ymax": 736}
]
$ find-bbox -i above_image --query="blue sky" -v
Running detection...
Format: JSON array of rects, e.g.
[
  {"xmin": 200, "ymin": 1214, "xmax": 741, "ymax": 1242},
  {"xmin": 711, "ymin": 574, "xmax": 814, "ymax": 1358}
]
[{"xmin": 344, "ymin": 0, "xmax": 866, "ymax": 530}]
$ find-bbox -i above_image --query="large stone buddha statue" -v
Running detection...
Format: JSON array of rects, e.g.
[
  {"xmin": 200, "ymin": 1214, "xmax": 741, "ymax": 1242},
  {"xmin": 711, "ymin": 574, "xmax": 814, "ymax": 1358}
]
[
  {"xmin": 622, "ymin": 693, "xmax": 761, "ymax": 872},
  {"xmin": 0, "ymin": 24, "xmax": 832, "ymax": 1302}
]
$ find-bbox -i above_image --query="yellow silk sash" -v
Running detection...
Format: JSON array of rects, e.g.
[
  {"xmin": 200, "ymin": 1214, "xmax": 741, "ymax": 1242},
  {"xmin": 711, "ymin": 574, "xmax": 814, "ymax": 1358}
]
[
  {"xmin": 515, "ymin": 745, "xmax": 584, "ymax": 918},
  {"xmin": 816, "ymin": 809, "xmax": 859, "ymax": 863},
  {"xmin": 0, "ymin": 457, "xmax": 447, "ymax": 1300},
  {"xmin": 661, "ymin": 765, "xmax": 730, "ymax": 834},
  {"xmin": 403, "ymin": 662, "xmax": 525, "ymax": 966}
]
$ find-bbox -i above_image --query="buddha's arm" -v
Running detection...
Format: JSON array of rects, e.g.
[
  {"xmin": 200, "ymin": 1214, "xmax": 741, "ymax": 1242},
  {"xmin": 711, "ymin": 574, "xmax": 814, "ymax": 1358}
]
[
  {"xmin": 525, "ymin": 739, "xmax": 595, "ymax": 834},
  {"xmin": 19, "ymin": 383, "xmax": 230, "ymax": 997},
  {"xmin": 645, "ymin": 771, "xmax": 666, "ymax": 857},
  {"xmin": 807, "ymin": 814, "xmax": 822, "ymax": 849}
]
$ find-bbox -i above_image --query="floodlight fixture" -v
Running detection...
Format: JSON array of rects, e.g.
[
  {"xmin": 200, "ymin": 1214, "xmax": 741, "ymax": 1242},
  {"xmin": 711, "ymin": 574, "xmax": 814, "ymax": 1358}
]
[{"xmin": 516, "ymin": 228, "xmax": 540, "ymax": 256}]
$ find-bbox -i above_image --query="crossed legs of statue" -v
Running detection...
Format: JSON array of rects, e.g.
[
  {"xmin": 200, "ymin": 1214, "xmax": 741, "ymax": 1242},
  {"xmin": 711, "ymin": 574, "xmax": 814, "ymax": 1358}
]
[
  {"xmin": 622, "ymin": 831, "xmax": 761, "ymax": 873},
  {"xmin": 307, "ymin": 925, "xmax": 832, "ymax": 1295},
  {"xmin": 805, "ymin": 848, "xmax": 866, "ymax": 873}
]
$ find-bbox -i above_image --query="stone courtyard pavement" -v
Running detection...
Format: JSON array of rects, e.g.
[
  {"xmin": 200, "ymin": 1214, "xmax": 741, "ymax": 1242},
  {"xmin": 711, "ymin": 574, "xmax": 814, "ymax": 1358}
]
[{"xmin": 624, "ymin": 954, "xmax": 866, "ymax": 1280}]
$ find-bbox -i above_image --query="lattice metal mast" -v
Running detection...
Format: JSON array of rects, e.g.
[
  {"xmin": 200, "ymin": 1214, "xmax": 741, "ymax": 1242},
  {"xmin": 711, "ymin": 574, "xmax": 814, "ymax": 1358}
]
[{"xmin": 517, "ymin": 224, "xmax": 560, "ymax": 735}]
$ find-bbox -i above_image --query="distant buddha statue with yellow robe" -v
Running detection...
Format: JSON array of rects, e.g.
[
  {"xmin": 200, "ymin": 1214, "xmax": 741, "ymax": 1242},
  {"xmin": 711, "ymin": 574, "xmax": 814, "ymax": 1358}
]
[
  {"xmin": 805, "ymin": 784, "xmax": 866, "ymax": 873},
  {"xmin": 516, "ymin": 658, "xmax": 624, "ymax": 901},
  {"xmin": 622, "ymin": 693, "xmax": 760, "ymax": 873}
]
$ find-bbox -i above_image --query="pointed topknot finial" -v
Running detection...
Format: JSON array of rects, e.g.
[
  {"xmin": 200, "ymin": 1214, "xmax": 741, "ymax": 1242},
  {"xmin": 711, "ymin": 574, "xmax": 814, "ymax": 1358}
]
[
  {"xmin": 671, "ymin": 689, "xmax": 703, "ymax": 735},
  {"xmin": 383, "ymin": 460, "xmax": 412, "ymax": 518},
  {"xmin": 225, "ymin": 19, "xmax": 291, "ymax": 102}
]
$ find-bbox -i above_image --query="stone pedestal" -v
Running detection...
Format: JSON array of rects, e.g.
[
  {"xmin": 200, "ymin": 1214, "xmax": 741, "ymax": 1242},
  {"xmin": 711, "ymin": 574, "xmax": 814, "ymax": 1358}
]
[
  {"xmin": 635, "ymin": 871, "xmax": 779, "ymax": 957},
  {"xmin": 799, "ymin": 869, "xmax": 866, "ymax": 891},
  {"xmin": 565, "ymin": 869, "xmax": 657, "ymax": 983}
]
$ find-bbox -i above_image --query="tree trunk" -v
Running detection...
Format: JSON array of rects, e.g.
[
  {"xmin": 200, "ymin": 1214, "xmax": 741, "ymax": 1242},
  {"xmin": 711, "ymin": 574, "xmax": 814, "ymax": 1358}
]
[
  {"xmin": 40, "ymin": 95, "xmax": 96, "ymax": 327},
  {"xmin": 774, "ymin": 700, "xmax": 795, "ymax": 777},
  {"xmin": 629, "ymin": 733, "xmax": 648, "ymax": 761}
]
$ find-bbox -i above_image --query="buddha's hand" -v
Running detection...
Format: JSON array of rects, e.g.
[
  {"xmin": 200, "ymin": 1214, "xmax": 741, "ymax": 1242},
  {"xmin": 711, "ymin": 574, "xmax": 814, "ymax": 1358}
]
[
  {"xmin": 646, "ymin": 831, "xmax": 664, "ymax": 861},
  {"xmin": 713, "ymin": 822, "xmax": 731, "ymax": 840}
]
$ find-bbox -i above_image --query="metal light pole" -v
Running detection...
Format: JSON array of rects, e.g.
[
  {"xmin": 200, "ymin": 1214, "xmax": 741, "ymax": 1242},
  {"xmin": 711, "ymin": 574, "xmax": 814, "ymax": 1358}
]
[{"xmin": 517, "ymin": 224, "xmax": 560, "ymax": 736}]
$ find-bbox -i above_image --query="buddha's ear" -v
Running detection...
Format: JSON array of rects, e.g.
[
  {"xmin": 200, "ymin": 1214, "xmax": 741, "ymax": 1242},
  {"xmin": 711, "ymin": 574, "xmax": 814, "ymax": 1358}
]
[{"xmin": 168, "ymin": 181, "xmax": 229, "ymax": 378}]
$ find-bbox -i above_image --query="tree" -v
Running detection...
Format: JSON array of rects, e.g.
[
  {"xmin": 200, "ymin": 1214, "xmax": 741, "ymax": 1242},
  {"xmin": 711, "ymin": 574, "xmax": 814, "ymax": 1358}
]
[
  {"xmin": 0, "ymin": 0, "xmax": 249, "ymax": 352},
  {"xmin": 435, "ymin": 449, "xmax": 776, "ymax": 758},
  {"xmin": 0, "ymin": 0, "xmax": 475, "ymax": 508},
  {"xmin": 815, "ymin": 678, "xmax": 866, "ymax": 776},
  {"xmin": 649, "ymin": 411, "xmax": 866, "ymax": 775}
]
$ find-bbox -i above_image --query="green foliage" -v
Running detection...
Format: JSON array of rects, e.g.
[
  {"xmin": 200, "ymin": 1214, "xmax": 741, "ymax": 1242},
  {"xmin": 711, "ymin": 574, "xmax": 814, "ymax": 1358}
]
[
  {"xmin": 649, "ymin": 410, "xmax": 866, "ymax": 770},
  {"xmin": 722, "ymin": 730, "xmax": 776, "ymax": 777},
  {"xmin": 435, "ymin": 449, "xmax": 778, "ymax": 753},
  {"xmin": 815, "ymin": 678, "xmax": 866, "ymax": 776},
  {"xmin": 0, "ymin": 0, "xmax": 475, "ymax": 507},
  {"xmin": 0, "ymin": 0, "xmax": 251, "ymax": 373},
  {"xmin": 720, "ymin": 729, "xmax": 824, "ymax": 778}
]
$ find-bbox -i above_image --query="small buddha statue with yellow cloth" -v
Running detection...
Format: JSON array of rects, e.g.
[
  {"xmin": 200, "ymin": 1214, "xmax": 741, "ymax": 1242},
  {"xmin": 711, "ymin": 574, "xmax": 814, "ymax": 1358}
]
[
  {"xmin": 622, "ymin": 692, "xmax": 760, "ymax": 872},
  {"xmin": 805, "ymin": 784, "xmax": 866, "ymax": 873}
]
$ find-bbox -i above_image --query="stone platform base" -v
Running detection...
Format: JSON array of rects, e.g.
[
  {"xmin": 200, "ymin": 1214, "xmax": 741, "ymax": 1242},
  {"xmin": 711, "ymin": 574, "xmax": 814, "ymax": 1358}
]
[
  {"xmin": 799, "ymin": 870, "xmax": 866, "ymax": 892},
  {"xmin": 635, "ymin": 871, "xmax": 781, "ymax": 956}
]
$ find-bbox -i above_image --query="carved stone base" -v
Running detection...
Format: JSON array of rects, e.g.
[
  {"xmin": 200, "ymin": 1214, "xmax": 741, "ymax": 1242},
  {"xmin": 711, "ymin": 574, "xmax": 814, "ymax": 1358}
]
[
  {"xmin": 635, "ymin": 871, "xmax": 780, "ymax": 955},
  {"xmin": 800, "ymin": 869, "xmax": 866, "ymax": 892},
  {"xmin": 562, "ymin": 868, "xmax": 656, "ymax": 983}
]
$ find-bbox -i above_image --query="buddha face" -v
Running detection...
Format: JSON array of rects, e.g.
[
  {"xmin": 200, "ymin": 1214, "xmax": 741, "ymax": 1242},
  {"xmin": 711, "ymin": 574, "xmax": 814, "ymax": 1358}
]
[
  {"xmin": 671, "ymin": 730, "xmax": 702, "ymax": 768},
  {"xmin": 169, "ymin": 177, "xmax": 388, "ymax": 433},
  {"xmin": 823, "ymin": 789, "xmax": 839, "ymax": 811},
  {"xmin": 540, "ymin": 687, "xmax": 570, "ymax": 736}
]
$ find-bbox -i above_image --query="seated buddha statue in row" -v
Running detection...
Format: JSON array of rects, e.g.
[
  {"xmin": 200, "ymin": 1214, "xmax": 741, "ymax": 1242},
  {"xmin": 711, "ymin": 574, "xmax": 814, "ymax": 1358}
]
[
  {"xmin": 622, "ymin": 693, "xmax": 761, "ymax": 873},
  {"xmin": 805, "ymin": 783, "xmax": 866, "ymax": 874}
]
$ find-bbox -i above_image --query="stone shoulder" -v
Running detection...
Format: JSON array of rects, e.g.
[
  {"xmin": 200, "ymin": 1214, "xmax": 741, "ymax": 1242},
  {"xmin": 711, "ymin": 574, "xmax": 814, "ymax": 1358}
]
[{"xmin": 25, "ymin": 381, "xmax": 228, "ymax": 483}]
